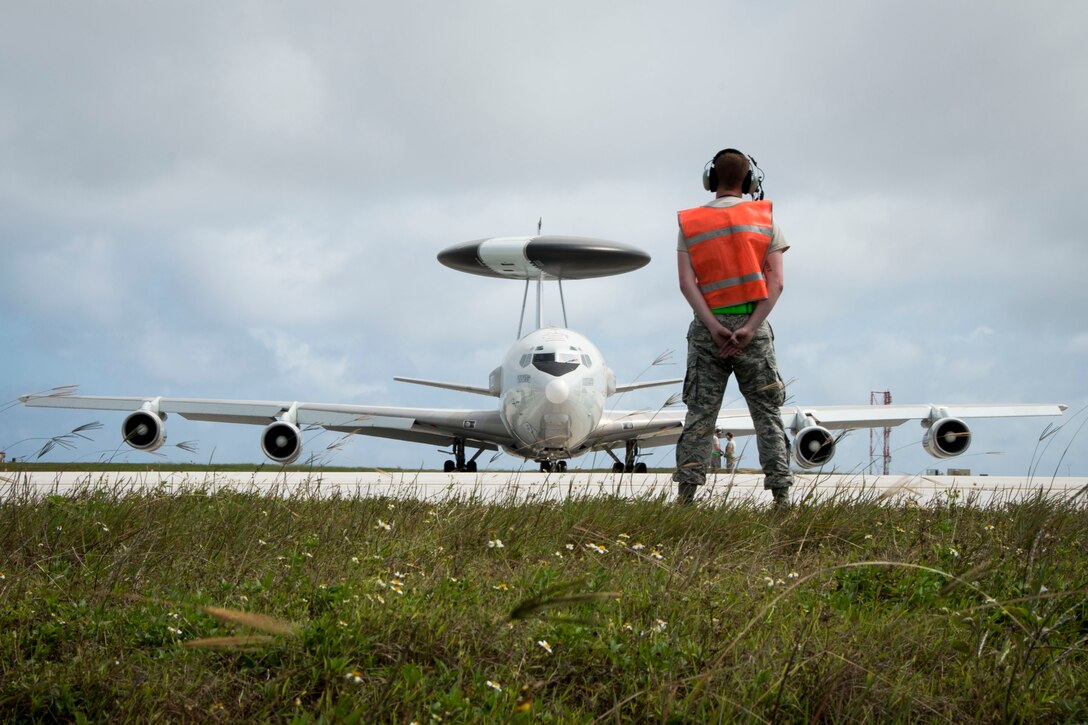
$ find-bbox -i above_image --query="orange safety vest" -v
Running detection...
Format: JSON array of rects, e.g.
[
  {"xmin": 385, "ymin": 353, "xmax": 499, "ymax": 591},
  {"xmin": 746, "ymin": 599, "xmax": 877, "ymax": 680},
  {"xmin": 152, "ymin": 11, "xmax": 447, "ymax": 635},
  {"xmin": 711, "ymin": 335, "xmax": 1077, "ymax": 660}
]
[{"xmin": 678, "ymin": 200, "xmax": 773, "ymax": 309}]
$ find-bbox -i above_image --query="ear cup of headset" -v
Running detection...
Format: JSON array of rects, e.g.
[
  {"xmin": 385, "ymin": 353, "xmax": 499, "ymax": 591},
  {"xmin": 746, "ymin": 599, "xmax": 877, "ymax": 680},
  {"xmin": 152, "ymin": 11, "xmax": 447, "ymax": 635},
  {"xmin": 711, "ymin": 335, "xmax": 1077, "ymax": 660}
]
[{"xmin": 703, "ymin": 165, "xmax": 717, "ymax": 191}]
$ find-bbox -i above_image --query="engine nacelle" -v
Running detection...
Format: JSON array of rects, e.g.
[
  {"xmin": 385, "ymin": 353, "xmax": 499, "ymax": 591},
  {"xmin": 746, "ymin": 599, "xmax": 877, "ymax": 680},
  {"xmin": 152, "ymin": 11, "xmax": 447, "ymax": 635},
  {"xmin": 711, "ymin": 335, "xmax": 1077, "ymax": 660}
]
[
  {"xmin": 791, "ymin": 425, "xmax": 836, "ymax": 469},
  {"xmin": 122, "ymin": 410, "xmax": 166, "ymax": 452},
  {"xmin": 923, "ymin": 417, "xmax": 971, "ymax": 459},
  {"xmin": 261, "ymin": 421, "xmax": 303, "ymax": 465}
]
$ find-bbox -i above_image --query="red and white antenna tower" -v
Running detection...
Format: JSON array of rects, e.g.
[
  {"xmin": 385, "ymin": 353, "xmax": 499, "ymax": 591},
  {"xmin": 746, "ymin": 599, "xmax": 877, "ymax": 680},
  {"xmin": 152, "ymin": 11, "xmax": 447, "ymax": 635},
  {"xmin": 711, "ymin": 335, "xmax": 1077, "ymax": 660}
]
[{"xmin": 869, "ymin": 390, "xmax": 892, "ymax": 475}]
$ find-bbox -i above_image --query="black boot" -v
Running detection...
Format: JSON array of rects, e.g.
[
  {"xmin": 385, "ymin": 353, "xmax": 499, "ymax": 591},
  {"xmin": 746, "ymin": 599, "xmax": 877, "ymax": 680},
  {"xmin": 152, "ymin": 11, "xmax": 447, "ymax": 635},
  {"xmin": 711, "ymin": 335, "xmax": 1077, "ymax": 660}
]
[{"xmin": 677, "ymin": 482, "xmax": 698, "ymax": 504}]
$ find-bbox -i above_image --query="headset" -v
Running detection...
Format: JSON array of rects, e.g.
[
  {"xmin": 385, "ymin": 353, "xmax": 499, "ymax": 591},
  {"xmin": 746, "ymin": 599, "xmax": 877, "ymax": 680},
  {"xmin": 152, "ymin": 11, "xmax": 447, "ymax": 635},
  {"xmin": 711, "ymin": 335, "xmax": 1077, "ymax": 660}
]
[{"xmin": 702, "ymin": 148, "xmax": 765, "ymax": 199}]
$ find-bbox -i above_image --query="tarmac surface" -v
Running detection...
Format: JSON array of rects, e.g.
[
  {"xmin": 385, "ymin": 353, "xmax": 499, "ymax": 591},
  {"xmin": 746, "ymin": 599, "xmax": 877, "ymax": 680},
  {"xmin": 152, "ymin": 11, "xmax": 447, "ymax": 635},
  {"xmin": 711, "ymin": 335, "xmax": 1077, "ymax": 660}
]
[{"xmin": 3, "ymin": 469, "xmax": 1086, "ymax": 507}]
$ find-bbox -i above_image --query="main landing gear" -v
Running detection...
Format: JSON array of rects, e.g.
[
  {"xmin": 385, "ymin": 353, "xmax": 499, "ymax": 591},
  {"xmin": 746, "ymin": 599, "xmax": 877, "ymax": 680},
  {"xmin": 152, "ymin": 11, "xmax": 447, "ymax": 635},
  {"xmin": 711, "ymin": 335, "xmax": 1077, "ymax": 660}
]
[
  {"xmin": 442, "ymin": 438, "xmax": 482, "ymax": 473},
  {"xmin": 538, "ymin": 460, "xmax": 568, "ymax": 473},
  {"xmin": 608, "ymin": 439, "xmax": 648, "ymax": 473}
]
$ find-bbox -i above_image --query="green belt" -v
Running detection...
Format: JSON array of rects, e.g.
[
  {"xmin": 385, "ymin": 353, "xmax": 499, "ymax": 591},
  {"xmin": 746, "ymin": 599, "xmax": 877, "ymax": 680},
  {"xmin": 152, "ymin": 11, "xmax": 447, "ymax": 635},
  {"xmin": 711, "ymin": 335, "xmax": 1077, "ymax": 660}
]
[{"xmin": 712, "ymin": 301, "xmax": 756, "ymax": 315}]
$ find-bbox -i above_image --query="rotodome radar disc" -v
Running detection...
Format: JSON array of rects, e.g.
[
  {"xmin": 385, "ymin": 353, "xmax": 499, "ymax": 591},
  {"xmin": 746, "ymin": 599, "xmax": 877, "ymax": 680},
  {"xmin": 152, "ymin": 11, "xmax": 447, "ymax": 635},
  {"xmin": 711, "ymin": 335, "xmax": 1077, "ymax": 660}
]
[{"xmin": 438, "ymin": 236, "xmax": 650, "ymax": 280}]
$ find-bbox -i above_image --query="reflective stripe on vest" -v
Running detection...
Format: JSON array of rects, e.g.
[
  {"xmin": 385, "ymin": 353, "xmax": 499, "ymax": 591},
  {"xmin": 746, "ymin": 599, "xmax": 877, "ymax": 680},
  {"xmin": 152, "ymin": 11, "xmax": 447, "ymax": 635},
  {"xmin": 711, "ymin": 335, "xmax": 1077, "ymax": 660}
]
[{"xmin": 678, "ymin": 200, "xmax": 773, "ymax": 309}]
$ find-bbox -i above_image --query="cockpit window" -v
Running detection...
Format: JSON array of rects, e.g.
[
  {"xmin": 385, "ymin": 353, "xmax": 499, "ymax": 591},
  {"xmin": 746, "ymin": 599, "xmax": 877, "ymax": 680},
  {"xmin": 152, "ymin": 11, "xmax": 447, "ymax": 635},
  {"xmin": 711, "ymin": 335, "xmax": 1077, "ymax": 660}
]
[
  {"xmin": 519, "ymin": 353, "xmax": 532, "ymax": 367},
  {"xmin": 532, "ymin": 351, "xmax": 581, "ymax": 377}
]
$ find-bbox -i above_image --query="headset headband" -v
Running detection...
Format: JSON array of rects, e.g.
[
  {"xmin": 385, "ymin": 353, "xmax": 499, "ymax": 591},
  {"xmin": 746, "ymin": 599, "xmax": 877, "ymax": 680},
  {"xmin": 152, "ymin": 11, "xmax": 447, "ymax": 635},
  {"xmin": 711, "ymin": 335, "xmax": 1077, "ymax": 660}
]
[{"xmin": 702, "ymin": 148, "xmax": 764, "ymax": 199}]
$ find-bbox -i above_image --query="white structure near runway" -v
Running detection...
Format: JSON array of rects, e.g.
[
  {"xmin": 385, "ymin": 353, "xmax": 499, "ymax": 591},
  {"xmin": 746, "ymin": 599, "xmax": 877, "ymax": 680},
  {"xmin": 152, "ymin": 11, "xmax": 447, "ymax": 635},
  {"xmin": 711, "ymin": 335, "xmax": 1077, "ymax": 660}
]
[{"xmin": 4, "ymin": 470, "xmax": 1085, "ymax": 507}]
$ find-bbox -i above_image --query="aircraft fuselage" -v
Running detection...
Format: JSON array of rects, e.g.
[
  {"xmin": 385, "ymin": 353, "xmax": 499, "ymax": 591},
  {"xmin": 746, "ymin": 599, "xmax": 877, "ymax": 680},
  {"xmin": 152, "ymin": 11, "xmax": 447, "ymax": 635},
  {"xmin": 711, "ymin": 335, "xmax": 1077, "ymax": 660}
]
[{"xmin": 496, "ymin": 327, "xmax": 614, "ymax": 461}]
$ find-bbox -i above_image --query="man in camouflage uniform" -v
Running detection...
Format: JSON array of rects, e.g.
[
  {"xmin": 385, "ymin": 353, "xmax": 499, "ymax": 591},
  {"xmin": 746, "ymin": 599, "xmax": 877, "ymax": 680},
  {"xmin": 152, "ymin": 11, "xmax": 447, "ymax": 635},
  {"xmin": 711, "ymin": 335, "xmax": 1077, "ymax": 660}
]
[{"xmin": 673, "ymin": 148, "xmax": 793, "ymax": 506}]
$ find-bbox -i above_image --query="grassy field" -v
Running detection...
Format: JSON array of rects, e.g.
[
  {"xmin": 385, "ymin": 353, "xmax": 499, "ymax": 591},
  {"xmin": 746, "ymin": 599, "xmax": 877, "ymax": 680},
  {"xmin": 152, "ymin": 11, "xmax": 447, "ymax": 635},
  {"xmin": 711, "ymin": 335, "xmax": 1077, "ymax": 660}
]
[{"xmin": 1, "ymin": 476, "xmax": 1086, "ymax": 722}]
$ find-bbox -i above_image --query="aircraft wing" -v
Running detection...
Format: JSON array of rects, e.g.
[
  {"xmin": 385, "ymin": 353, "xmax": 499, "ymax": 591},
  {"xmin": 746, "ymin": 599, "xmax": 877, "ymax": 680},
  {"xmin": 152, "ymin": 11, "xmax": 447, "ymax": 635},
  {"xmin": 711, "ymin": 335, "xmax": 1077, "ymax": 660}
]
[
  {"xmin": 775, "ymin": 402, "xmax": 1068, "ymax": 430},
  {"xmin": 613, "ymin": 378, "xmax": 683, "ymax": 393},
  {"xmin": 20, "ymin": 393, "xmax": 517, "ymax": 451},
  {"xmin": 588, "ymin": 402, "xmax": 1067, "ymax": 451}
]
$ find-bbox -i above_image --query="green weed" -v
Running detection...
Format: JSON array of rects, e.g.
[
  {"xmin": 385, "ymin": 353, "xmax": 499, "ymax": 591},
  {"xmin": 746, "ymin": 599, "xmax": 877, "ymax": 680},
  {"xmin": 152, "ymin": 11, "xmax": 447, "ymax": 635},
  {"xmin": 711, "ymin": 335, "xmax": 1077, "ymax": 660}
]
[{"xmin": 0, "ymin": 477, "xmax": 1085, "ymax": 722}]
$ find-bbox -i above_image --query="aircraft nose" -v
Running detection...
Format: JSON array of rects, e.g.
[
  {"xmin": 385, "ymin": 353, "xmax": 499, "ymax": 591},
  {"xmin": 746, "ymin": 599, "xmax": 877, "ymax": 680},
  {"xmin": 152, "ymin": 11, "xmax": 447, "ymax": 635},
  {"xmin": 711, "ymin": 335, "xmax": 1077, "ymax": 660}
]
[{"xmin": 545, "ymin": 378, "xmax": 570, "ymax": 404}]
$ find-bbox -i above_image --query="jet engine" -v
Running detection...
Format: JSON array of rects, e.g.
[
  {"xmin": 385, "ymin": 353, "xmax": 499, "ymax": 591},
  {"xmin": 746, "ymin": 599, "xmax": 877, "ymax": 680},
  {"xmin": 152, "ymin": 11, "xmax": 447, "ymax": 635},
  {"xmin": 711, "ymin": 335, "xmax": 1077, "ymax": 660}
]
[
  {"xmin": 923, "ymin": 417, "xmax": 971, "ymax": 459},
  {"xmin": 122, "ymin": 409, "xmax": 166, "ymax": 452},
  {"xmin": 791, "ymin": 425, "xmax": 836, "ymax": 469},
  {"xmin": 261, "ymin": 421, "xmax": 303, "ymax": 464}
]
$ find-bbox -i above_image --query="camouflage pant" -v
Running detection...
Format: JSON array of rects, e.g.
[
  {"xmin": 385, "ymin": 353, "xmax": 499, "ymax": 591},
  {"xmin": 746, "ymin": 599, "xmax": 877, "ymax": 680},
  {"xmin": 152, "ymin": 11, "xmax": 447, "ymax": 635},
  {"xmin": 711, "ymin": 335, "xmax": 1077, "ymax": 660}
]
[{"xmin": 673, "ymin": 315, "xmax": 793, "ymax": 491}]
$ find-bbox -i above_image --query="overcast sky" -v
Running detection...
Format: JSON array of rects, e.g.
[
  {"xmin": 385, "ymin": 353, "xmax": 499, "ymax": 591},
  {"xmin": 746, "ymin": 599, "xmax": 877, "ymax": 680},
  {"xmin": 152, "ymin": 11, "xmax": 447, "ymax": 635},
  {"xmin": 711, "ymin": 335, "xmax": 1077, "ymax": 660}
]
[{"xmin": 2, "ymin": 1, "xmax": 1085, "ymax": 476}]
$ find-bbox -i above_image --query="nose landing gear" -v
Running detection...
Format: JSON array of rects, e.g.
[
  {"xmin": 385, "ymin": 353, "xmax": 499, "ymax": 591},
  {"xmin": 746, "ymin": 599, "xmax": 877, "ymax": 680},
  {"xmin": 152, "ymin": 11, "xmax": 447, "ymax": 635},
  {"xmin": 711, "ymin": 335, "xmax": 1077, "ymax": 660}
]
[{"xmin": 538, "ymin": 460, "xmax": 568, "ymax": 473}]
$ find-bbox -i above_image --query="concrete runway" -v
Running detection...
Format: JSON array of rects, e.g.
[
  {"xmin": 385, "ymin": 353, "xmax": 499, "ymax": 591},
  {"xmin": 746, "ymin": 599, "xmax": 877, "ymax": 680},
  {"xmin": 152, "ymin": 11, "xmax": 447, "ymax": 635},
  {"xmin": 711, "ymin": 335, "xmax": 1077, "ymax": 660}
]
[{"xmin": 3, "ymin": 469, "xmax": 1086, "ymax": 506}]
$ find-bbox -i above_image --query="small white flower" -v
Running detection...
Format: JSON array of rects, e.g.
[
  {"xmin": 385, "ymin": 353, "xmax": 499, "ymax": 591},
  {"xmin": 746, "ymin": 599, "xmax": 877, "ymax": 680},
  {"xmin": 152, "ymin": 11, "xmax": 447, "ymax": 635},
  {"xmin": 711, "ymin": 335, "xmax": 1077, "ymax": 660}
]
[
  {"xmin": 344, "ymin": 669, "xmax": 363, "ymax": 684},
  {"xmin": 787, "ymin": 571, "xmax": 799, "ymax": 580},
  {"xmin": 565, "ymin": 544, "xmax": 574, "ymax": 551},
  {"xmin": 631, "ymin": 542, "xmax": 645, "ymax": 551},
  {"xmin": 654, "ymin": 619, "xmax": 667, "ymax": 632},
  {"xmin": 351, "ymin": 556, "xmax": 360, "ymax": 563},
  {"xmin": 485, "ymin": 680, "xmax": 502, "ymax": 692},
  {"xmin": 537, "ymin": 640, "xmax": 553, "ymax": 654},
  {"xmin": 488, "ymin": 539, "xmax": 504, "ymax": 549},
  {"xmin": 764, "ymin": 576, "xmax": 775, "ymax": 588},
  {"xmin": 375, "ymin": 519, "xmax": 393, "ymax": 531}
]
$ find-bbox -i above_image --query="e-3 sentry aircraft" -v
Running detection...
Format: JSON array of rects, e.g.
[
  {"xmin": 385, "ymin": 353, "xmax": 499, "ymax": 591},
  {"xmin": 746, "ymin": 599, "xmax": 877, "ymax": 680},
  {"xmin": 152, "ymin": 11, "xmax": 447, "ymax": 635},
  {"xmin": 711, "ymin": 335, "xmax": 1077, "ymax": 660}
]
[{"xmin": 22, "ymin": 236, "xmax": 1067, "ymax": 473}]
